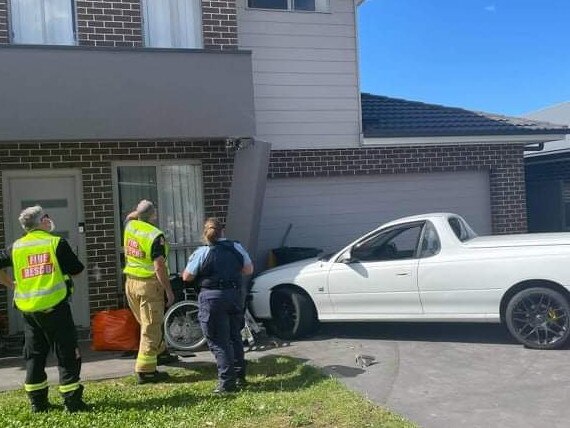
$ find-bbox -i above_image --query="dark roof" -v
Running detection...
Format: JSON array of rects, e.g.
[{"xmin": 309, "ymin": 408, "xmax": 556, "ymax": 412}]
[{"xmin": 362, "ymin": 93, "xmax": 570, "ymax": 138}]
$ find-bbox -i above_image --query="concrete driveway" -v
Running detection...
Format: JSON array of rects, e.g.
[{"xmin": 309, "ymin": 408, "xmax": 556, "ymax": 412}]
[{"xmin": 275, "ymin": 322, "xmax": 569, "ymax": 428}]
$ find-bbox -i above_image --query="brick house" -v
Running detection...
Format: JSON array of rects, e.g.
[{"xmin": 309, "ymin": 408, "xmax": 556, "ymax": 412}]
[
  {"xmin": 0, "ymin": 0, "xmax": 567, "ymax": 341},
  {"xmin": 0, "ymin": 0, "xmax": 269, "ymax": 337}
]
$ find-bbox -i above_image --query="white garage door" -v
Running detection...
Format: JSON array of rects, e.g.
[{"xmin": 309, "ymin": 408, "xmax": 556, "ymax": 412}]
[{"xmin": 257, "ymin": 171, "xmax": 491, "ymax": 266}]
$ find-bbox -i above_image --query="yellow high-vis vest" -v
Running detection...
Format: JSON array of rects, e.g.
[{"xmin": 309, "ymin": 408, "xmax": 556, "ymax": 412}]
[
  {"xmin": 12, "ymin": 230, "xmax": 68, "ymax": 312},
  {"xmin": 123, "ymin": 220, "xmax": 169, "ymax": 278}
]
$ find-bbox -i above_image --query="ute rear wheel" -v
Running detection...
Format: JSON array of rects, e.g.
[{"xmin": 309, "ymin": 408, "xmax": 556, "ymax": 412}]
[
  {"xmin": 270, "ymin": 289, "xmax": 317, "ymax": 340},
  {"xmin": 505, "ymin": 287, "xmax": 570, "ymax": 350}
]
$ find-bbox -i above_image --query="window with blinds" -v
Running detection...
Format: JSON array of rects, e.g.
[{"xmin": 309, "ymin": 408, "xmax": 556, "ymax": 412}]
[{"xmin": 116, "ymin": 162, "xmax": 205, "ymax": 274}]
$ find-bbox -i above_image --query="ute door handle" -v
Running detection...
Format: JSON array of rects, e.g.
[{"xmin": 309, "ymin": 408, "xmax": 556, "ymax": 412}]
[{"xmin": 396, "ymin": 272, "xmax": 410, "ymax": 276}]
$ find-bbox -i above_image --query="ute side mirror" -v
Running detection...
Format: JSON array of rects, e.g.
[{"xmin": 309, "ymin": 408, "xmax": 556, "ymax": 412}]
[{"xmin": 339, "ymin": 249, "xmax": 358, "ymax": 264}]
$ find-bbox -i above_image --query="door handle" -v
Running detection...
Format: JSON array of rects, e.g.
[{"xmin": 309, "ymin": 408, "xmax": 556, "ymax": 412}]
[{"xmin": 396, "ymin": 272, "xmax": 409, "ymax": 276}]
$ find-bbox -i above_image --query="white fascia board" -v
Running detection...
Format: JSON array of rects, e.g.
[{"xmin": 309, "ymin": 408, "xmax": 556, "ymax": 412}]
[{"xmin": 363, "ymin": 134, "xmax": 568, "ymax": 147}]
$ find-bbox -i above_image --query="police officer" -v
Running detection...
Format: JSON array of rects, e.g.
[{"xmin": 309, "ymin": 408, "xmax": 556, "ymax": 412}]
[
  {"xmin": 0, "ymin": 206, "xmax": 88, "ymax": 413},
  {"xmin": 123, "ymin": 200, "xmax": 176, "ymax": 384},
  {"xmin": 183, "ymin": 218, "xmax": 253, "ymax": 393}
]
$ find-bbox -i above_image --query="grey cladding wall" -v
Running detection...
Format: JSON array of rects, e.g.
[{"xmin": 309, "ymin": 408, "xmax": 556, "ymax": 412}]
[{"xmin": 0, "ymin": 46, "xmax": 255, "ymax": 141}]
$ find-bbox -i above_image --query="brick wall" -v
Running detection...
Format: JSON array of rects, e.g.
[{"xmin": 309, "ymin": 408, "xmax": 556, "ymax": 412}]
[
  {"xmin": 0, "ymin": 140, "xmax": 234, "ymax": 329},
  {"xmin": 268, "ymin": 144, "xmax": 528, "ymax": 234},
  {"xmin": 202, "ymin": 0, "xmax": 238, "ymax": 50},
  {"xmin": 0, "ymin": 0, "xmax": 8, "ymax": 44},
  {"xmin": 76, "ymin": 0, "xmax": 144, "ymax": 47}
]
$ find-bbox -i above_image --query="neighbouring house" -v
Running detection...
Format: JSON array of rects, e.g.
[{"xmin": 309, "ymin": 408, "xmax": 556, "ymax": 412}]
[
  {"xmin": 524, "ymin": 102, "xmax": 570, "ymax": 232},
  {"xmin": 255, "ymin": 92, "xmax": 569, "ymax": 267},
  {"xmin": 0, "ymin": 0, "xmax": 270, "ymax": 338}
]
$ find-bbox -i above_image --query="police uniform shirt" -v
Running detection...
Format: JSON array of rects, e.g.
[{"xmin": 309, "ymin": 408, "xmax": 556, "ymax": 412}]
[
  {"xmin": 185, "ymin": 239, "xmax": 251, "ymax": 276},
  {"xmin": 0, "ymin": 238, "xmax": 84, "ymax": 276}
]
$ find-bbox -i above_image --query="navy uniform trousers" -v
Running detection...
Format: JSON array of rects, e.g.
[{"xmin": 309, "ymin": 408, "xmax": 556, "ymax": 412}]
[
  {"xmin": 198, "ymin": 288, "xmax": 245, "ymax": 389},
  {"xmin": 22, "ymin": 301, "xmax": 81, "ymax": 396}
]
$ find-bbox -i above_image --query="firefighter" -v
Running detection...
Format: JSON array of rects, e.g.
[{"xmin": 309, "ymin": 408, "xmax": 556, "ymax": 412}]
[
  {"xmin": 183, "ymin": 218, "xmax": 254, "ymax": 393},
  {"xmin": 123, "ymin": 200, "xmax": 176, "ymax": 384},
  {"xmin": 0, "ymin": 206, "xmax": 88, "ymax": 413}
]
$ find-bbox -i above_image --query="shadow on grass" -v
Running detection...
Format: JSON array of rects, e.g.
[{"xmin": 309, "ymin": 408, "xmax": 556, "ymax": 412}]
[{"xmin": 168, "ymin": 355, "xmax": 320, "ymax": 393}]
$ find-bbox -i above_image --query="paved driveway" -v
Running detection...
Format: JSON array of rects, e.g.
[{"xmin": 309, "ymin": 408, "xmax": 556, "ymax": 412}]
[{"xmin": 275, "ymin": 322, "xmax": 569, "ymax": 428}]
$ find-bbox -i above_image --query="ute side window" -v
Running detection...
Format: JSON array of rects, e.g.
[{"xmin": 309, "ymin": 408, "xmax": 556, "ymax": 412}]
[
  {"xmin": 352, "ymin": 223, "xmax": 424, "ymax": 262},
  {"xmin": 420, "ymin": 222, "xmax": 440, "ymax": 258},
  {"xmin": 448, "ymin": 217, "xmax": 477, "ymax": 242}
]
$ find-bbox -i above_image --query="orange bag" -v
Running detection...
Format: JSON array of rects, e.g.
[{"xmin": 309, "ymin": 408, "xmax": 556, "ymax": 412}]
[{"xmin": 91, "ymin": 309, "xmax": 140, "ymax": 351}]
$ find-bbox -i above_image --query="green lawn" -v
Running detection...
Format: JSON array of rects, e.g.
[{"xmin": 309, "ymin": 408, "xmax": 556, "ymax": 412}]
[{"xmin": 0, "ymin": 355, "xmax": 415, "ymax": 428}]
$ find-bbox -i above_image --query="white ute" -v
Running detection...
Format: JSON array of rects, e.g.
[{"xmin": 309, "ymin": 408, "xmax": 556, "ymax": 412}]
[{"xmin": 249, "ymin": 213, "xmax": 570, "ymax": 350}]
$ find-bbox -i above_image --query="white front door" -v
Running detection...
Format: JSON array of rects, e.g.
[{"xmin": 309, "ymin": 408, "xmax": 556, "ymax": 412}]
[
  {"xmin": 3, "ymin": 170, "xmax": 89, "ymax": 333},
  {"xmin": 327, "ymin": 222, "xmax": 424, "ymax": 316}
]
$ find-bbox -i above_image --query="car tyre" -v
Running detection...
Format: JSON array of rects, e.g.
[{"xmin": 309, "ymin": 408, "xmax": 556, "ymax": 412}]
[
  {"xmin": 505, "ymin": 287, "xmax": 570, "ymax": 350},
  {"xmin": 271, "ymin": 289, "xmax": 317, "ymax": 340}
]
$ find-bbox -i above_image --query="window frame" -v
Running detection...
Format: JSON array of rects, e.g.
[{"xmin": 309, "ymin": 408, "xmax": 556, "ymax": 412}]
[
  {"xmin": 111, "ymin": 159, "xmax": 206, "ymax": 286},
  {"xmin": 9, "ymin": 0, "xmax": 78, "ymax": 46},
  {"xmin": 245, "ymin": 0, "xmax": 331, "ymax": 13}
]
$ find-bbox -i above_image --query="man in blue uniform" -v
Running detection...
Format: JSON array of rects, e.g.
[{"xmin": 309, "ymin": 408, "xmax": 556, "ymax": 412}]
[{"xmin": 183, "ymin": 218, "xmax": 253, "ymax": 393}]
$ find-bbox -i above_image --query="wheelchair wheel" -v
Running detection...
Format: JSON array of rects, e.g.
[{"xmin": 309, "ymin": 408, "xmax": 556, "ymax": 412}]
[{"xmin": 164, "ymin": 301, "xmax": 207, "ymax": 351}]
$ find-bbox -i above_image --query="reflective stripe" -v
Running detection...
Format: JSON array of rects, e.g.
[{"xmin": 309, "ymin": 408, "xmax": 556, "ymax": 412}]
[
  {"xmin": 59, "ymin": 382, "xmax": 80, "ymax": 393},
  {"xmin": 24, "ymin": 380, "xmax": 48, "ymax": 392},
  {"xmin": 14, "ymin": 281, "xmax": 67, "ymax": 300},
  {"xmin": 136, "ymin": 354, "xmax": 157, "ymax": 364},
  {"xmin": 127, "ymin": 227, "xmax": 160, "ymax": 240},
  {"xmin": 13, "ymin": 239, "xmax": 52, "ymax": 249},
  {"xmin": 126, "ymin": 262, "xmax": 154, "ymax": 273}
]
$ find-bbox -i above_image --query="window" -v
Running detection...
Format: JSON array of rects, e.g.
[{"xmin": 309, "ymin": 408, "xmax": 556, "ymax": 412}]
[
  {"xmin": 248, "ymin": 0, "xmax": 329, "ymax": 12},
  {"xmin": 419, "ymin": 222, "xmax": 440, "ymax": 258},
  {"xmin": 143, "ymin": 0, "xmax": 203, "ymax": 48},
  {"xmin": 115, "ymin": 162, "xmax": 205, "ymax": 273},
  {"xmin": 10, "ymin": 0, "xmax": 75, "ymax": 45},
  {"xmin": 448, "ymin": 217, "xmax": 477, "ymax": 242},
  {"xmin": 352, "ymin": 224, "xmax": 423, "ymax": 262}
]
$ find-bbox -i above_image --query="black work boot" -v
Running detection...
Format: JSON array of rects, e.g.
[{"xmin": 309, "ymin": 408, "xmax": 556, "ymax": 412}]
[
  {"xmin": 235, "ymin": 377, "xmax": 248, "ymax": 390},
  {"xmin": 63, "ymin": 385, "xmax": 90, "ymax": 413},
  {"xmin": 136, "ymin": 370, "xmax": 170, "ymax": 385},
  {"xmin": 28, "ymin": 388, "xmax": 50, "ymax": 413}
]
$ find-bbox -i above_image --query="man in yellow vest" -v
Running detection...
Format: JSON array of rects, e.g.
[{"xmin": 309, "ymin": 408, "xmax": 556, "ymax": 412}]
[
  {"xmin": 123, "ymin": 200, "xmax": 176, "ymax": 384},
  {"xmin": 0, "ymin": 206, "xmax": 88, "ymax": 413}
]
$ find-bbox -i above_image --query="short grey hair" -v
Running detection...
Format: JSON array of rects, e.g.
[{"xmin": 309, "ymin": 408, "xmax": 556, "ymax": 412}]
[
  {"xmin": 136, "ymin": 199, "xmax": 156, "ymax": 222},
  {"xmin": 19, "ymin": 205, "xmax": 45, "ymax": 231}
]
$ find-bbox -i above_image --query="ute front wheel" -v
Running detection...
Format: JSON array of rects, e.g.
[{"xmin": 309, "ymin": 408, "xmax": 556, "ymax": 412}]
[
  {"xmin": 271, "ymin": 289, "xmax": 317, "ymax": 340},
  {"xmin": 505, "ymin": 287, "xmax": 570, "ymax": 350}
]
